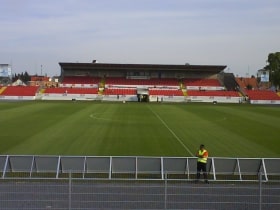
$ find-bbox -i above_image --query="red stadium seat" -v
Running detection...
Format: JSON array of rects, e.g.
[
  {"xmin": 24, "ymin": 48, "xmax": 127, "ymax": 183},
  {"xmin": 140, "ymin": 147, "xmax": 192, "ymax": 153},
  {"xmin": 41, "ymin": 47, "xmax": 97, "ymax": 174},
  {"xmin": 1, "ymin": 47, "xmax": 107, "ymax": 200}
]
[
  {"xmin": 44, "ymin": 87, "xmax": 98, "ymax": 94},
  {"xmin": 183, "ymin": 78, "xmax": 221, "ymax": 87},
  {"xmin": 187, "ymin": 90, "xmax": 239, "ymax": 97},
  {"xmin": 245, "ymin": 90, "xmax": 280, "ymax": 100},
  {"xmin": 149, "ymin": 89, "xmax": 183, "ymax": 96},
  {"xmin": 1, "ymin": 86, "xmax": 39, "ymax": 96}
]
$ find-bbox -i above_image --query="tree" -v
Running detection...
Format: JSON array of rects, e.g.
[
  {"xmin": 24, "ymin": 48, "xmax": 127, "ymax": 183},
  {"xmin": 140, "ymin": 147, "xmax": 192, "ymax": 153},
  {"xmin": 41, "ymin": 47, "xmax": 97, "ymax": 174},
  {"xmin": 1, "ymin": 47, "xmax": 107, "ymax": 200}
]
[
  {"xmin": 12, "ymin": 71, "xmax": 31, "ymax": 83},
  {"xmin": 265, "ymin": 52, "xmax": 280, "ymax": 88}
]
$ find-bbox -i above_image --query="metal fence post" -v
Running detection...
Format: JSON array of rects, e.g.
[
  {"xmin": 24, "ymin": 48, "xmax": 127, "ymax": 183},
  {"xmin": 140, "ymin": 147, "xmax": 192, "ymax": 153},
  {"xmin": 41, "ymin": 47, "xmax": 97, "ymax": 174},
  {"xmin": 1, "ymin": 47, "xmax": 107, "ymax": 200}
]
[
  {"xmin": 259, "ymin": 172, "xmax": 262, "ymax": 210},
  {"xmin": 69, "ymin": 171, "xmax": 72, "ymax": 210},
  {"xmin": 164, "ymin": 172, "xmax": 167, "ymax": 210}
]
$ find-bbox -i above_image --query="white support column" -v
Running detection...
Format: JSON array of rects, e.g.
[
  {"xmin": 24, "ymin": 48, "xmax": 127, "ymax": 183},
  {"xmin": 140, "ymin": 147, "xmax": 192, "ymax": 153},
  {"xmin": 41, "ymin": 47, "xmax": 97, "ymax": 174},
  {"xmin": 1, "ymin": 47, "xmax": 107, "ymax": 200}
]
[
  {"xmin": 186, "ymin": 158, "xmax": 189, "ymax": 180},
  {"xmin": 212, "ymin": 157, "xmax": 216, "ymax": 181},
  {"xmin": 262, "ymin": 158, "xmax": 268, "ymax": 181},
  {"xmin": 83, "ymin": 156, "xmax": 86, "ymax": 179},
  {"xmin": 2, "ymin": 155, "xmax": 9, "ymax": 179},
  {"xmin": 236, "ymin": 158, "xmax": 242, "ymax": 181},
  {"xmin": 30, "ymin": 156, "xmax": 35, "ymax": 178},
  {"xmin": 56, "ymin": 156, "xmax": 61, "ymax": 179},
  {"xmin": 109, "ymin": 156, "xmax": 112, "ymax": 180},
  {"xmin": 135, "ymin": 157, "xmax": 138, "ymax": 179},
  {"xmin": 161, "ymin": 157, "xmax": 164, "ymax": 180}
]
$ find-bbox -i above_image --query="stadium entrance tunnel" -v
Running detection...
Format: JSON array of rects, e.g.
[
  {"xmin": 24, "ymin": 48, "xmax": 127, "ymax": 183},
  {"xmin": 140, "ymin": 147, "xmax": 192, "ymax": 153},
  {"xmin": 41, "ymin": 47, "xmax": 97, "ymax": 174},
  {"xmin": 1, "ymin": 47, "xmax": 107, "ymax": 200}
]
[
  {"xmin": 137, "ymin": 94, "xmax": 149, "ymax": 102},
  {"xmin": 137, "ymin": 88, "xmax": 149, "ymax": 102}
]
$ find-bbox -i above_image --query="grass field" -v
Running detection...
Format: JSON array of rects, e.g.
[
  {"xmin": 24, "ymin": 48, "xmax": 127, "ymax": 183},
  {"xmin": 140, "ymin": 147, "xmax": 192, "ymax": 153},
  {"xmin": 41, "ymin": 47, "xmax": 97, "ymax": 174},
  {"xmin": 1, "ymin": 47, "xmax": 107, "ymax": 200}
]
[{"xmin": 0, "ymin": 101, "xmax": 280, "ymax": 158}]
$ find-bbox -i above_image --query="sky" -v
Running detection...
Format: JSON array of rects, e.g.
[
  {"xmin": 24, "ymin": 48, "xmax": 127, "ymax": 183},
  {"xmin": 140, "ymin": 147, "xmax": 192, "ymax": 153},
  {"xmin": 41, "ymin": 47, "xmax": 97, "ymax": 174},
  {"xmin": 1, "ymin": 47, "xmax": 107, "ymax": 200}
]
[{"xmin": 0, "ymin": 0, "xmax": 279, "ymax": 77}]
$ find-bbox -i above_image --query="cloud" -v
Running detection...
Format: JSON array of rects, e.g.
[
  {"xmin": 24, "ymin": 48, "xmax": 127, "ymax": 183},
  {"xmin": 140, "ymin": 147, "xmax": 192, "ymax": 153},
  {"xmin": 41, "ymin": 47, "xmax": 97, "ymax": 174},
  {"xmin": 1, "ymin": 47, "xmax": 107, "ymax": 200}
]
[{"xmin": 0, "ymin": 0, "xmax": 280, "ymax": 76}]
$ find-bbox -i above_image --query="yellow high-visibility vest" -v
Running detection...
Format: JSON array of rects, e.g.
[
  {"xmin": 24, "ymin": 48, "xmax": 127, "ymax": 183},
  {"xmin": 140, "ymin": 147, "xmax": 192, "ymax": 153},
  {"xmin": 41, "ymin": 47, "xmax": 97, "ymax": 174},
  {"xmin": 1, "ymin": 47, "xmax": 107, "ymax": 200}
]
[{"xmin": 197, "ymin": 149, "xmax": 208, "ymax": 163}]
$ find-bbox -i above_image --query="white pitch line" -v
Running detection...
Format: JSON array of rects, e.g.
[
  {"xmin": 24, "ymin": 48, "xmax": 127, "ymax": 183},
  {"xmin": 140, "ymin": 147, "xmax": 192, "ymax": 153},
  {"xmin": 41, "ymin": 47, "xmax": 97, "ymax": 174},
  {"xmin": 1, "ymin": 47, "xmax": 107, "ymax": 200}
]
[{"xmin": 148, "ymin": 106, "xmax": 194, "ymax": 157}]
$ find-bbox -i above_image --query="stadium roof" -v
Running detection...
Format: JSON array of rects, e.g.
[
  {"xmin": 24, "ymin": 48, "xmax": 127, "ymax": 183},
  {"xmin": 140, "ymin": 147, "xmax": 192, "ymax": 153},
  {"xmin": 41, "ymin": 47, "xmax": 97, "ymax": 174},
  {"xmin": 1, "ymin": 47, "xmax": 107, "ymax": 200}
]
[{"xmin": 59, "ymin": 62, "xmax": 227, "ymax": 74}]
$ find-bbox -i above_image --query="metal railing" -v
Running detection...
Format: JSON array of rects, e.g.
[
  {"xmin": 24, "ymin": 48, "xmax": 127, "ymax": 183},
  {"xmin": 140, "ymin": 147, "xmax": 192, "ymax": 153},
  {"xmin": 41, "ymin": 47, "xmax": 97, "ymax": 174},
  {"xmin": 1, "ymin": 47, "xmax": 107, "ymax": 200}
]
[{"xmin": 1, "ymin": 155, "xmax": 280, "ymax": 182}]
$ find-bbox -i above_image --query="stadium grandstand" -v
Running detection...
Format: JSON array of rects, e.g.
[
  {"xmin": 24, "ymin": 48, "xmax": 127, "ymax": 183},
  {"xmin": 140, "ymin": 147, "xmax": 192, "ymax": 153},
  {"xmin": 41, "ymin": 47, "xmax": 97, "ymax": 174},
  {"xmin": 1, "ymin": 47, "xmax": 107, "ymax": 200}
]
[{"xmin": 0, "ymin": 62, "xmax": 280, "ymax": 104}]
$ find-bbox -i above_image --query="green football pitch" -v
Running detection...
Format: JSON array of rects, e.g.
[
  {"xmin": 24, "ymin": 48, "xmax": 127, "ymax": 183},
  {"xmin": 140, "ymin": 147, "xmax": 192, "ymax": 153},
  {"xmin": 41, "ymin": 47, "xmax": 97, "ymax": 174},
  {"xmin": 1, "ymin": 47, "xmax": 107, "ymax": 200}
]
[{"xmin": 0, "ymin": 101, "xmax": 279, "ymax": 158}]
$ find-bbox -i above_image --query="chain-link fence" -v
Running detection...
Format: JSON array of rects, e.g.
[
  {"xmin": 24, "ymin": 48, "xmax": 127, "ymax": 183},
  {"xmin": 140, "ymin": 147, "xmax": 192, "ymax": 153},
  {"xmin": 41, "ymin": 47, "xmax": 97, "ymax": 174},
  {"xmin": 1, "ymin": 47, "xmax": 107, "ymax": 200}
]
[{"xmin": 0, "ymin": 173, "xmax": 279, "ymax": 210}]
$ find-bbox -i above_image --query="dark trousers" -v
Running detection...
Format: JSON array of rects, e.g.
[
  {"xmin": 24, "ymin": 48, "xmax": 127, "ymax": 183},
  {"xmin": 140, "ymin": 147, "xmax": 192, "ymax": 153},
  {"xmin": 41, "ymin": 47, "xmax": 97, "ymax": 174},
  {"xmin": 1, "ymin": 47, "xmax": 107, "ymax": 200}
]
[{"xmin": 197, "ymin": 162, "xmax": 208, "ymax": 180}]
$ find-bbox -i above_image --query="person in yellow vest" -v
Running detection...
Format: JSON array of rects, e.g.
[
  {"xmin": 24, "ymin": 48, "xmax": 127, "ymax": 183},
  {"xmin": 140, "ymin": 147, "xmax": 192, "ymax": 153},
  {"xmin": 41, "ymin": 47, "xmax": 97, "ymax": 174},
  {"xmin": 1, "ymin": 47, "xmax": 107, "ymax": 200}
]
[{"xmin": 196, "ymin": 144, "xmax": 209, "ymax": 183}]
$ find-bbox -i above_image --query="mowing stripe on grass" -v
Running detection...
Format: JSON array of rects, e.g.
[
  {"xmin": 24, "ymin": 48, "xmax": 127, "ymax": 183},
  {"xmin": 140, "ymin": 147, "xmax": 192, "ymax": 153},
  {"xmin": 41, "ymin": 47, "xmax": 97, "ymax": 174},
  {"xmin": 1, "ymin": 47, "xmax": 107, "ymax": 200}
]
[{"xmin": 147, "ymin": 105, "xmax": 194, "ymax": 157}]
